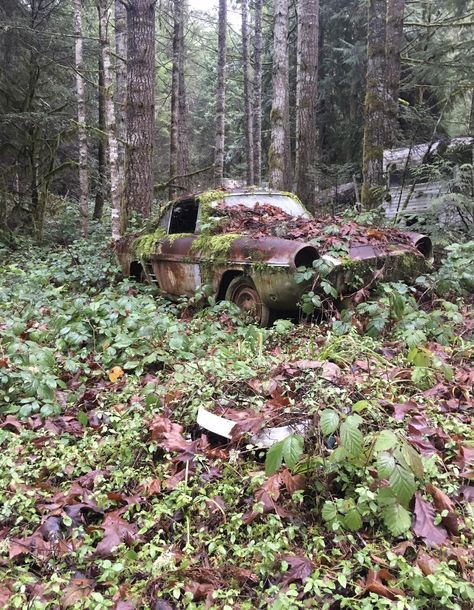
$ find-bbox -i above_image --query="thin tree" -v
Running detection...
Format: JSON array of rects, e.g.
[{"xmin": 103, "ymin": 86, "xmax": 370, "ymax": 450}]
[
  {"xmin": 94, "ymin": 9, "xmax": 106, "ymax": 220},
  {"xmin": 269, "ymin": 0, "xmax": 292, "ymax": 191},
  {"xmin": 385, "ymin": 0, "xmax": 405, "ymax": 148},
  {"xmin": 295, "ymin": 0, "xmax": 319, "ymax": 210},
  {"xmin": 125, "ymin": 0, "xmax": 156, "ymax": 219},
  {"xmin": 74, "ymin": 0, "xmax": 88, "ymax": 236},
  {"xmin": 214, "ymin": 0, "xmax": 227, "ymax": 186},
  {"xmin": 361, "ymin": 0, "xmax": 387, "ymax": 209},
  {"xmin": 242, "ymin": 0, "xmax": 254, "ymax": 185},
  {"xmin": 97, "ymin": 0, "xmax": 122, "ymax": 240},
  {"xmin": 169, "ymin": 0, "xmax": 183, "ymax": 200},
  {"xmin": 115, "ymin": 0, "xmax": 127, "ymax": 223},
  {"xmin": 253, "ymin": 0, "xmax": 263, "ymax": 185}
]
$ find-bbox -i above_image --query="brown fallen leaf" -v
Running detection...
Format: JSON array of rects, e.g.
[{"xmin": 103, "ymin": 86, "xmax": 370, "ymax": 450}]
[
  {"xmin": 279, "ymin": 554, "xmax": 314, "ymax": 587},
  {"xmin": 416, "ymin": 550, "xmax": 440, "ymax": 576},
  {"xmin": 459, "ymin": 485, "xmax": 474, "ymax": 503},
  {"xmin": 108, "ymin": 366, "xmax": 124, "ymax": 382},
  {"xmin": 149, "ymin": 415, "xmax": 190, "ymax": 452},
  {"xmin": 393, "ymin": 540, "xmax": 415, "ymax": 556},
  {"xmin": 413, "ymin": 493, "xmax": 448, "ymax": 547},
  {"xmin": 61, "ymin": 578, "xmax": 95, "ymax": 608},
  {"xmin": 95, "ymin": 510, "xmax": 138, "ymax": 557},
  {"xmin": 362, "ymin": 569, "xmax": 405, "ymax": 600},
  {"xmin": 427, "ymin": 483, "xmax": 459, "ymax": 535},
  {"xmin": 0, "ymin": 583, "xmax": 12, "ymax": 608}
]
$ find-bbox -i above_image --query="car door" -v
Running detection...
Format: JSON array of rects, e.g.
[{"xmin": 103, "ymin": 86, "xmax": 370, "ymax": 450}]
[{"xmin": 151, "ymin": 198, "xmax": 202, "ymax": 296}]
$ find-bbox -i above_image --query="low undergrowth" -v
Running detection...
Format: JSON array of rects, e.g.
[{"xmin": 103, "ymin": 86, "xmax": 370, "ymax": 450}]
[{"xmin": 0, "ymin": 235, "xmax": 473, "ymax": 609}]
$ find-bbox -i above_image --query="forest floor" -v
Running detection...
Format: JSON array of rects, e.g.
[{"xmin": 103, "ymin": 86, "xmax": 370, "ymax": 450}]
[{"xmin": 0, "ymin": 229, "xmax": 473, "ymax": 610}]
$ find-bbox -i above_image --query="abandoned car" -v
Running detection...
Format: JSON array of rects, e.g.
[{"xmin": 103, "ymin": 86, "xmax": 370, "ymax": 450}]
[{"xmin": 115, "ymin": 189, "xmax": 433, "ymax": 325}]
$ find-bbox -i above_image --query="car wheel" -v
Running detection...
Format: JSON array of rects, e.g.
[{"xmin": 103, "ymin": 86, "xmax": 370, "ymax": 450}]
[{"xmin": 225, "ymin": 276, "xmax": 271, "ymax": 327}]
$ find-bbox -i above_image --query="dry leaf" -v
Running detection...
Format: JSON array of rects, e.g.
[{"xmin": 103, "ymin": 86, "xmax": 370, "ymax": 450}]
[
  {"xmin": 108, "ymin": 366, "xmax": 124, "ymax": 382},
  {"xmin": 61, "ymin": 578, "xmax": 94, "ymax": 608}
]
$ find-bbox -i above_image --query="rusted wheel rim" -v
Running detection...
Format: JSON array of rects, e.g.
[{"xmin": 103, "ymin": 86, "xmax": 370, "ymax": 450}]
[{"xmin": 232, "ymin": 285, "xmax": 264, "ymax": 323}]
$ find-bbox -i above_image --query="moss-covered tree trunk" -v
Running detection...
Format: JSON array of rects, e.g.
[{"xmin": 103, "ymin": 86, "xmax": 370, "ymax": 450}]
[
  {"xmin": 125, "ymin": 0, "xmax": 156, "ymax": 218},
  {"xmin": 385, "ymin": 0, "xmax": 405, "ymax": 149},
  {"xmin": 361, "ymin": 0, "xmax": 387, "ymax": 209},
  {"xmin": 74, "ymin": 0, "xmax": 88, "ymax": 237},
  {"xmin": 295, "ymin": 0, "xmax": 319, "ymax": 210},
  {"xmin": 269, "ymin": 0, "xmax": 292, "ymax": 191},
  {"xmin": 214, "ymin": 0, "xmax": 227, "ymax": 186},
  {"xmin": 169, "ymin": 0, "xmax": 182, "ymax": 200},
  {"xmin": 253, "ymin": 0, "xmax": 263, "ymax": 185}
]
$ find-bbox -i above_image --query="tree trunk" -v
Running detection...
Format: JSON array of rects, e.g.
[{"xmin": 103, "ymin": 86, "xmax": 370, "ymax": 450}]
[
  {"xmin": 214, "ymin": 0, "xmax": 227, "ymax": 186},
  {"xmin": 98, "ymin": 0, "xmax": 122, "ymax": 241},
  {"xmin": 295, "ymin": 0, "xmax": 319, "ymax": 210},
  {"xmin": 253, "ymin": 0, "xmax": 263, "ymax": 185},
  {"xmin": 385, "ymin": 0, "xmax": 405, "ymax": 148},
  {"xmin": 169, "ymin": 0, "xmax": 182, "ymax": 200},
  {"xmin": 177, "ymin": 11, "xmax": 189, "ymax": 190},
  {"xmin": 269, "ymin": 0, "xmax": 292, "ymax": 191},
  {"xmin": 74, "ymin": 0, "xmax": 88, "ymax": 236},
  {"xmin": 361, "ymin": 0, "xmax": 387, "ymax": 209},
  {"xmin": 126, "ymin": 0, "xmax": 156, "ymax": 219},
  {"xmin": 115, "ymin": 0, "xmax": 127, "ymax": 227},
  {"xmin": 93, "ymin": 9, "xmax": 106, "ymax": 220},
  {"xmin": 242, "ymin": 0, "xmax": 254, "ymax": 185}
]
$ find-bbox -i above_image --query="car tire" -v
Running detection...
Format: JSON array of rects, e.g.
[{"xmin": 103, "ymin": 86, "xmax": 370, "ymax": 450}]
[{"xmin": 225, "ymin": 275, "xmax": 271, "ymax": 327}]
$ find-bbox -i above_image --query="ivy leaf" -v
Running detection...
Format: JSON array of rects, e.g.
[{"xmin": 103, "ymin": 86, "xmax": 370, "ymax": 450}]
[
  {"xmin": 320, "ymin": 409, "xmax": 340, "ymax": 436},
  {"xmin": 374, "ymin": 430, "xmax": 398, "ymax": 453},
  {"xmin": 382, "ymin": 503, "xmax": 412, "ymax": 536},
  {"xmin": 265, "ymin": 440, "xmax": 284, "ymax": 475},
  {"xmin": 342, "ymin": 508, "xmax": 362, "ymax": 531},
  {"xmin": 389, "ymin": 465, "xmax": 416, "ymax": 507},
  {"xmin": 340, "ymin": 416, "xmax": 363, "ymax": 457}
]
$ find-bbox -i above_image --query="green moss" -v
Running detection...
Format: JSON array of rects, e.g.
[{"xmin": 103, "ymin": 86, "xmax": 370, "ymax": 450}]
[
  {"xmin": 191, "ymin": 233, "xmax": 241, "ymax": 260},
  {"xmin": 132, "ymin": 228, "xmax": 167, "ymax": 258},
  {"xmin": 197, "ymin": 191, "xmax": 226, "ymax": 206},
  {"xmin": 165, "ymin": 232, "xmax": 193, "ymax": 244}
]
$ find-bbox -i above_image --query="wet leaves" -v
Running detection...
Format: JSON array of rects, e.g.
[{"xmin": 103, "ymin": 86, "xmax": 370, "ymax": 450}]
[
  {"xmin": 413, "ymin": 493, "xmax": 448, "ymax": 546},
  {"xmin": 95, "ymin": 510, "xmax": 139, "ymax": 557}
]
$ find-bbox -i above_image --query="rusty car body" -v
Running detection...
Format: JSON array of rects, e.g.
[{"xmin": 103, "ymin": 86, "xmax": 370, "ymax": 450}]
[{"xmin": 115, "ymin": 189, "xmax": 433, "ymax": 325}]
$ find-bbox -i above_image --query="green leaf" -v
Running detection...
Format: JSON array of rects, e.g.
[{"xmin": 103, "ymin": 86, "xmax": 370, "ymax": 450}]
[
  {"xmin": 389, "ymin": 465, "xmax": 416, "ymax": 507},
  {"xmin": 352, "ymin": 400, "xmax": 370, "ymax": 413},
  {"xmin": 265, "ymin": 434, "xmax": 304, "ymax": 475},
  {"xmin": 400, "ymin": 443, "xmax": 424, "ymax": 479},
  {"xmin": 265, "ymin": 439, "xmax": 284, "ymax": 475},
  {"xmin": 77, "ymin": 411, "xmax": 89, "ymax": 426},
  {"xmin": 320, "ymin": 409, "xmax": 340, "ymax": 436},
  {"xmin": 377, "ymin": 451, "xmax": 396, "ymax": 479},
  {"xmin": 328, "ymin": 446, "xmax": 347, "ymax": 464},
  {"xmin": 340, "ymin": 416, "xmax": 363, "ymax": 457},
  {"xmin": 382, "ymin": 503, "xmax": 412, "ymax": 536},
  {"xmin": 342, "ymin": 508, "xmax": 362, "ymax": 531},
  {"xmin": 321, "ymin": 501, "xmax": 337, "ymax": 522},
  {"xmin": 282, "ymin": 434, "xmax": 304, "ymax": 469},
  {"xmin": 374, "ymin": 430, "xmax": 398, "ymax": 453}
]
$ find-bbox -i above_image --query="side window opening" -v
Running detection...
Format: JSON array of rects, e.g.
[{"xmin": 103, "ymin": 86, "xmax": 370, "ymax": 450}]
[{"xmin": 168, "ymin": 199, "xmax": 199, "ymax": 234}]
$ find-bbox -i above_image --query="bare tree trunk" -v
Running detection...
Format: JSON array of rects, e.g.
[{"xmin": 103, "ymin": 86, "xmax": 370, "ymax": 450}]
[
  {"xmin": 269, "ymin": 0, "xmax": 292, "ymax": 191},
  {"xmin": 361, "ymin": 0, "xmax": 387, "ymax": 209},
  {"xmin": 177, "ymin": 11, "xmax": 189, "ymax": 188},
  {"xmin": 74, "ymin": 0, "xmax": 88, "ymax": 236},
  {"xmin": 169, "ymin": 0, "xmax": 182, "ymax": 200},
  {"xmin": 385, "ymin": 0, "xmax": 405, "ymax": 148},
  {"xmin": 242, "ymin": 0, "xmax": 254, "ymax": 185},
  {"xmin": 98, "ymin": 0, "xmax": 121, "ymax": 241},
  {"xmin": 253, "ymin": 0, "xmax": 263, "ymax": 185},
  {"xmin": 94, "ymin": 10, "xmax": 106, "ymax": 220},
  {"xmin": 115, "ymin": 0, "xmax": 127, "ymax": 226},
  {"xmin": 126, "ymin": 0, "xmax": 156, "ymax": 218},
  {"xmin": 214, "ymin": 0, "xmax": 227, "ymax": 186},
  {"xmin": 295, "ymin": 0, "xmax": 319, "ymax": 210}
]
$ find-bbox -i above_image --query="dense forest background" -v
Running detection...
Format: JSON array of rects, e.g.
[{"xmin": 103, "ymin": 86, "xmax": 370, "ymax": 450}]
[{"xmin": 1, "ymin": 0, "xmax": 473, "ymax": 241}]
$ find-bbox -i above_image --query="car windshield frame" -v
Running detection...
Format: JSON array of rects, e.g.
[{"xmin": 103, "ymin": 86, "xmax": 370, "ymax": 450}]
[{"xmin": 218, "ymin": 193, "xmax": 311, "ymax": 219}]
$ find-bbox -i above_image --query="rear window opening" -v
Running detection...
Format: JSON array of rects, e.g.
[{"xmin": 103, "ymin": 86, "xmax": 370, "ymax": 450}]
[{"xmin": 169, "ymin": 199, "xmax": 199, "ymax": 234}]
